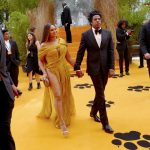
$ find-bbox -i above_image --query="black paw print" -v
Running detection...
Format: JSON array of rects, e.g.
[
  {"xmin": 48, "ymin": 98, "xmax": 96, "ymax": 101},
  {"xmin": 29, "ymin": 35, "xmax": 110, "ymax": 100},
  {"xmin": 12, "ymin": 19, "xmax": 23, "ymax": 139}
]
[
  {"xmin": 74, "ymin": 83, "xmax": 94, "ymax": 89},
  {"xmin": 112, "ymin": 131, "xmax": 150, "ymax": 149},
  {"xmin": 86, "ymin": 100, "xmax": 115, "ymax": 108},
  {"xmin": 127, "ymin": 85, "xmax": 150, "ymax": 92}
]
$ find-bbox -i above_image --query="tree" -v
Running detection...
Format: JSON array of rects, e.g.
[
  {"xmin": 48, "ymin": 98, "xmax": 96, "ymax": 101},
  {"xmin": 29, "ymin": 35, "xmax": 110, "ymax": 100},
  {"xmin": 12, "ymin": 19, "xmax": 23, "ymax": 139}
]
[
  {"xmin": 0, "ymin": 0, "xmax": 9, "ymax": 21},
  {"xmin": 6, "ymin": 11, "xmax": 29, "ymax": 64}
]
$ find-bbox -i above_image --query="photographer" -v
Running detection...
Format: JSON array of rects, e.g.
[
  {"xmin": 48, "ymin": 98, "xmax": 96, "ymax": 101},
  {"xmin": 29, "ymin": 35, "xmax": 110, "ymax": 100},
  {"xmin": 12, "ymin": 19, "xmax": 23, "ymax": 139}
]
[{"xmin": 116, "ymin": 20, "xmax": 133, "ymax": 77}]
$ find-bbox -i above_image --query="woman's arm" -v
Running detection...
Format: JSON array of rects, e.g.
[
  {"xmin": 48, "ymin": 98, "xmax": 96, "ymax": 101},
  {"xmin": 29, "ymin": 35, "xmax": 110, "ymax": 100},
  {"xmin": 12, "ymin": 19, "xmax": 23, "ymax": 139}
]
[
  {"xmin": 38, "ymin": 43, "xmax": 47, "ymax": 76},
  {"xmin": 35, "ymin": 40, "xmax": 41, "ymax": 50},
  {"xmin": 65, "ymin": 49, "xmax": 75, "ymax": 67},
  {"xmin": 38, "ymin": 60, "xmax": 47, "ymax": 77}
]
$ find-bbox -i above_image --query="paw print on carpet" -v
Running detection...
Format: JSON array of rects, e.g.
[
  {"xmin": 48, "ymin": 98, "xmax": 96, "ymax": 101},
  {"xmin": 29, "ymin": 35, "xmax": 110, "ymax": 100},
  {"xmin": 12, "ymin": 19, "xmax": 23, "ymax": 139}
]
[
  {"xmin": 74, "ymin": 83, "xmax": 94, "ymax": 89},
  {"xmin": 112, "ymin": 131, "xmax": 150, "ymax": 149},
  {"xmin": 127, "ymin": 85, "xmax": 150, "ymax": 92},
  {"xmin": 86, "ymin": 100, "xmax": 115, "ymax": 108}
]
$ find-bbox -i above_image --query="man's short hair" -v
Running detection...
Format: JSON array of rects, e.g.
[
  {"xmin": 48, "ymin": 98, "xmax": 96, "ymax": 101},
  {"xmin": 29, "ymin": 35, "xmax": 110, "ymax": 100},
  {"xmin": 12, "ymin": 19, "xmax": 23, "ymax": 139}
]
[
  {"xmin": 2, "ymin": 29, "xmax": 8, "ymax": 34},
  {"xmin": 88, "ymin": 10, "xmax": 102, "ymax": 23},
  {"xmin": 62, "ymin": 2, "xmax": 67, "ymax": 7}
]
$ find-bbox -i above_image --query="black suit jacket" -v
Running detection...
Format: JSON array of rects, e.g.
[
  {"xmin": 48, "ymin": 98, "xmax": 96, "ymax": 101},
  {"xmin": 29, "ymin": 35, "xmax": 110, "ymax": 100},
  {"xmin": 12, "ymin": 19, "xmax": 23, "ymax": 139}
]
[
  {"xmin": 74, "ymin": 29, "xmax": 114, "ymax": 75},
  {"xmin": 0, "ymin": 31, "xmax": 14, "ymax": 100},
  {"xmin": 6, "ymin": 40, "xmax": 20, "ymax": 71},
  {"xmin": 140, "ymin": 20, "xmax": 150, "ymax": 54},
  {"xmin": 116, "ymin": 27, "xmax": 130, "ymax": 51},
  {"xmin": 61, "ymin": 6, "xmax": 72, "ymax": 25}
]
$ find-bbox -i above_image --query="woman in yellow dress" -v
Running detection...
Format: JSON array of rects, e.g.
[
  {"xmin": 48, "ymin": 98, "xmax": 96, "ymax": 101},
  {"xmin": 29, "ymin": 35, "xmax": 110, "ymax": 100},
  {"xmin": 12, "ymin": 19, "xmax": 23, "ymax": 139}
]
[{"xmin": 38, "ymin": 23, "xmax": 75, "ymax": 136}]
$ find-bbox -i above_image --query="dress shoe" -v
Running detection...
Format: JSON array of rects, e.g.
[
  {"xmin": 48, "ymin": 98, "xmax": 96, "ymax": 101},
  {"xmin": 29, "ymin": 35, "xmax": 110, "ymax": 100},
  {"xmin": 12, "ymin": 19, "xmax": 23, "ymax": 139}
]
[
  {"xmin": 90, "ymin": 113, "xmax": 101, "ymax": 122},
  {"xmin": 103, "ymin": 124, "xmax": 114, "ymax": 134},
  {"xmin": 126, "ymin": 72, "xmax": 130, "ymax": 75},
  {"xmin": 119, "ymin": 73, "xmax": 124, "ymax": 77},
  {"xmin": 17, "ymin": 89, "xmax": 22, "ymax": 95},
  {"xmin": 138, "ymin": 65, "xmax": 144, "ymax": 68}
]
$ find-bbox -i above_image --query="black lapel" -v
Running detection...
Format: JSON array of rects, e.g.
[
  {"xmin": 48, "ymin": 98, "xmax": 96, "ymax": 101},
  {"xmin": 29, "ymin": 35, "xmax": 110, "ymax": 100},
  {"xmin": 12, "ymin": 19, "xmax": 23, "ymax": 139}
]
[
  {"xmin": 88, "ymin": 29, "xmax": 100, "ymax": 50},
  {"xmin": 9, "ymin": 40, "xmax": 13, "ymax": 52}
]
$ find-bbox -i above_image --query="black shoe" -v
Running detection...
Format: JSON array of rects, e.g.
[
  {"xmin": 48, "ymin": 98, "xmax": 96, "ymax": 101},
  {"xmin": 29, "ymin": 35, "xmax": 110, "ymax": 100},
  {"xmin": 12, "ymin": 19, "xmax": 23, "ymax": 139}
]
[
  {"xmin": 119, "ymin": 73, "xmax": 124, "ymax": 77},
  {"xmin": 67, "ymin": 41, "xmax": 72, "ymax": 43},
  {"xmin": 138, "ymin": 65, "xmax": 144, "ymax": 68},
  {"xmin": 90, "ymin": 113, "xmax": 101, "ymax": 122},
  {"xmin": 103, "ymin": 124, "xmax": 114, "ymax": 134},
  {"xmin": 37, "ymin": 82, "xmax": 41, "ymax": 89},
  {"xmin": 28, "ymin": 83, "xmax": 33, "ymax": 91},
  {"xmin": 126, "ymin": 72, "xmax": 130, "ymax": 75},
  {"xmin": 17, "ymin": 89, "xmax": 22, "ymax": 96}
]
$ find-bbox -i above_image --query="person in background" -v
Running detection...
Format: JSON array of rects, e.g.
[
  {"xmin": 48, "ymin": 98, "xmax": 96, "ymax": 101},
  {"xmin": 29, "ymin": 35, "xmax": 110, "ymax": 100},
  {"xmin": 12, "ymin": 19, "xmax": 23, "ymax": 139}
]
[
  {"xmin": 0, "ymin": 29, "xmax": 20, "ymax": 150},
  {"xmin": 26, "ymin": 32, "xmax": 41, "ymax": 90},
  {"xmin": 140, "ymin": 19, "xmax": 150, "ymax": 77},
  {"xmin": 2, "ymin": 29, "xmax": 20, "ymax": 87},
  {"xmin": 138, "ymin": 49, "xmax": 144, "ymax": 68},
  {"xmin": 116, "ymin": 20, "xmax": 132, "ymax": 77},
  {"xmin": 61, "ymin": 2, "xmax": 72, "ymax": 43},
  {"xmin": 138, "ymin": 20, "xmax": 149, "ymax": 69}
]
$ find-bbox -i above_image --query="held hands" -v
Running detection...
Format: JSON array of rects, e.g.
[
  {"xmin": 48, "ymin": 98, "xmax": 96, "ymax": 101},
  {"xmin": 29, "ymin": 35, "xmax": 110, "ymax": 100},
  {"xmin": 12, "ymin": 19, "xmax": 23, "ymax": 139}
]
[
  {"xmin": 76, "ymin": 70, "xmax": 84, "ymax": 78},
  {"xmin": 144, "ymin": 53, "xmax": 150, "ymax": 60},
  {"xmin": 108, "ymin": 69, "xmax": 115, "ymax": 78}
]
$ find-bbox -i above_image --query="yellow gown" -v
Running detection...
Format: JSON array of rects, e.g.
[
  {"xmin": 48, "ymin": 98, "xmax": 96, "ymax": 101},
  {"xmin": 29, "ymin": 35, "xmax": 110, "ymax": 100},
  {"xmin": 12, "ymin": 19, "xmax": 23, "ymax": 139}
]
[{"xmin": 38, "ymin": 38, "xmax": 75, "ymax": 127}]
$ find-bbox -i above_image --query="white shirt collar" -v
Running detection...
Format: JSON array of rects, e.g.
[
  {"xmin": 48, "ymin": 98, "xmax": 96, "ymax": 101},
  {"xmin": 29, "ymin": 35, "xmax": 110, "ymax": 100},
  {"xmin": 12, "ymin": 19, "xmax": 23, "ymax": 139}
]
[
  {"xmin": 64, "ymin": 5, "xmax": 67, "ymax": 8},
  {"xmin": 92, "ymin": 27, "xmax": 102, "ymax": 35},
  {"xmin": 92, "ymin": 27, "xmax": 102, "ymax": 48}
]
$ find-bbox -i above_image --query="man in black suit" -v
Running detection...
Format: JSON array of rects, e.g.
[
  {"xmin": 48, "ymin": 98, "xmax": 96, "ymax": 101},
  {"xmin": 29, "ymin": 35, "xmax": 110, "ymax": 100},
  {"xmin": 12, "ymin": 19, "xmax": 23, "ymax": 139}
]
[
  {"xmin": 140, "ymin": 20, "xmax": 150, "ymax": 76},
  {"xmin": 74, "ymin": 11, "xmax": 114, "ymax": 133},
  {"xmin": 2, "ymin": 29, "xmax": 20, "ymax": 87},
  {"xmin": 116, "ymin": 20, "xmax": 132, "ymax": 77},
  {"xmin": 61, "ymin": 2, "xmax": 72, "ymax": 43},
  {"xmin": 0, "ymin": 29, "xmax": 19, "ymax": 150}
]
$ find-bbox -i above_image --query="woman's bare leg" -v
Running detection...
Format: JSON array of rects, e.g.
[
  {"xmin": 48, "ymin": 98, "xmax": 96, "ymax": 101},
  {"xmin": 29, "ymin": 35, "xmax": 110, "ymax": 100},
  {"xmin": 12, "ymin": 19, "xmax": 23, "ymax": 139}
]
[{"xmin": 46, "ymin": 69, "xmax": 68, "ymax": 135}]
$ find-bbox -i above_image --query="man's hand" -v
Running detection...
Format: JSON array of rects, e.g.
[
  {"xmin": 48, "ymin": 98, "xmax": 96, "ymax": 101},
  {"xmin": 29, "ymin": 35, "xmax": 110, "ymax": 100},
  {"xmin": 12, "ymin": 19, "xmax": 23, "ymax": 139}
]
[
  {"xmin": 144, "ymin": 53, "xmax": 150, "ymax": 60},
  {"xmin": 108, "ymin": 69, "xmax": 115, "ymax": 78},
  {"xmin": 12, "ymin": 84, "xmax": 19, "ymax": 98},
  {"xmin": 76, "ymin": 70, "xmax": 84, "ymax": 78},
  {"xmin": 65, "ymin": 23, "xmax": 68, "ymax": 27}
]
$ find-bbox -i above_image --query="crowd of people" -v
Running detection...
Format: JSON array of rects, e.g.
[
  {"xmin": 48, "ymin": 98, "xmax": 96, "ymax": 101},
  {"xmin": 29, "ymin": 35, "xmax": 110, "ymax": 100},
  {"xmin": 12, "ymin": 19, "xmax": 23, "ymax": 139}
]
[{"xmin": 0, "ymin": 2, "xmax": 150, "ymax": 150}]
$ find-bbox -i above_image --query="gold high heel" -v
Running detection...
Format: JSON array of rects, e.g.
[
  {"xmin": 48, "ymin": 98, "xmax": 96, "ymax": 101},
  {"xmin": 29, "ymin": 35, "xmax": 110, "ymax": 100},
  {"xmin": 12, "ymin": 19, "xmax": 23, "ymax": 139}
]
[{"xmin": 60, "ymin": 122, "xmax": 69, "ymax": 137}]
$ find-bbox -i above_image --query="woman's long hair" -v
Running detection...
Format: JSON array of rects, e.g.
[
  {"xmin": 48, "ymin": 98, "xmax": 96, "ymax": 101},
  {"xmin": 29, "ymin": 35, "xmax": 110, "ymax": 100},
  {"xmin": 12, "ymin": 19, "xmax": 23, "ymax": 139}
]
[
  {"xmin": 41, "ymin": 23, "xmax": 51, "ymax": 43},
  {"xmin": 117, "ymin": 19, "xmax": 128, "ymax": 29},
  {"xmin": 27, "ymin": 32, "xmax": 36, "ymax": 48}
]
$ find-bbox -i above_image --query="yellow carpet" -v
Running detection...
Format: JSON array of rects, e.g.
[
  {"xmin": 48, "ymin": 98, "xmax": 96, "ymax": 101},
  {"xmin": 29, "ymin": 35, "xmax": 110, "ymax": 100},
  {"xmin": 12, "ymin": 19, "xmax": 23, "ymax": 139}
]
[{"xmin": 12, "ymin": 60, "xmax": 150, "ymax": 150}]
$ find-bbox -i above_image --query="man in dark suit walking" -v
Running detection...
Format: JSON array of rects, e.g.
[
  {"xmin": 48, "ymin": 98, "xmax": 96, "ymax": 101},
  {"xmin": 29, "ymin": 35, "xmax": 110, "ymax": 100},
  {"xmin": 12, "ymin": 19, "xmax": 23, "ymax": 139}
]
[
  {"xmin": 74, "ymin": 11, "xmax": 114, "ymax": 133},
  {"xmin": 0, "ymin": 29, "xmax": 19, "ymax": 150},
  {"xmin": 61, "ymin": 2, "xmax": 72, "ymax": 43},
  {"xmin": 116, "ymin": 20, "xmax": 132, "ymax": 77},
  {"xmin": 140, "ymin": 20, "xmax": 150, "ymax": 76},
  {"xmin": 2, "ymin": 29, "xmax": 20, "ymax": 87}
]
